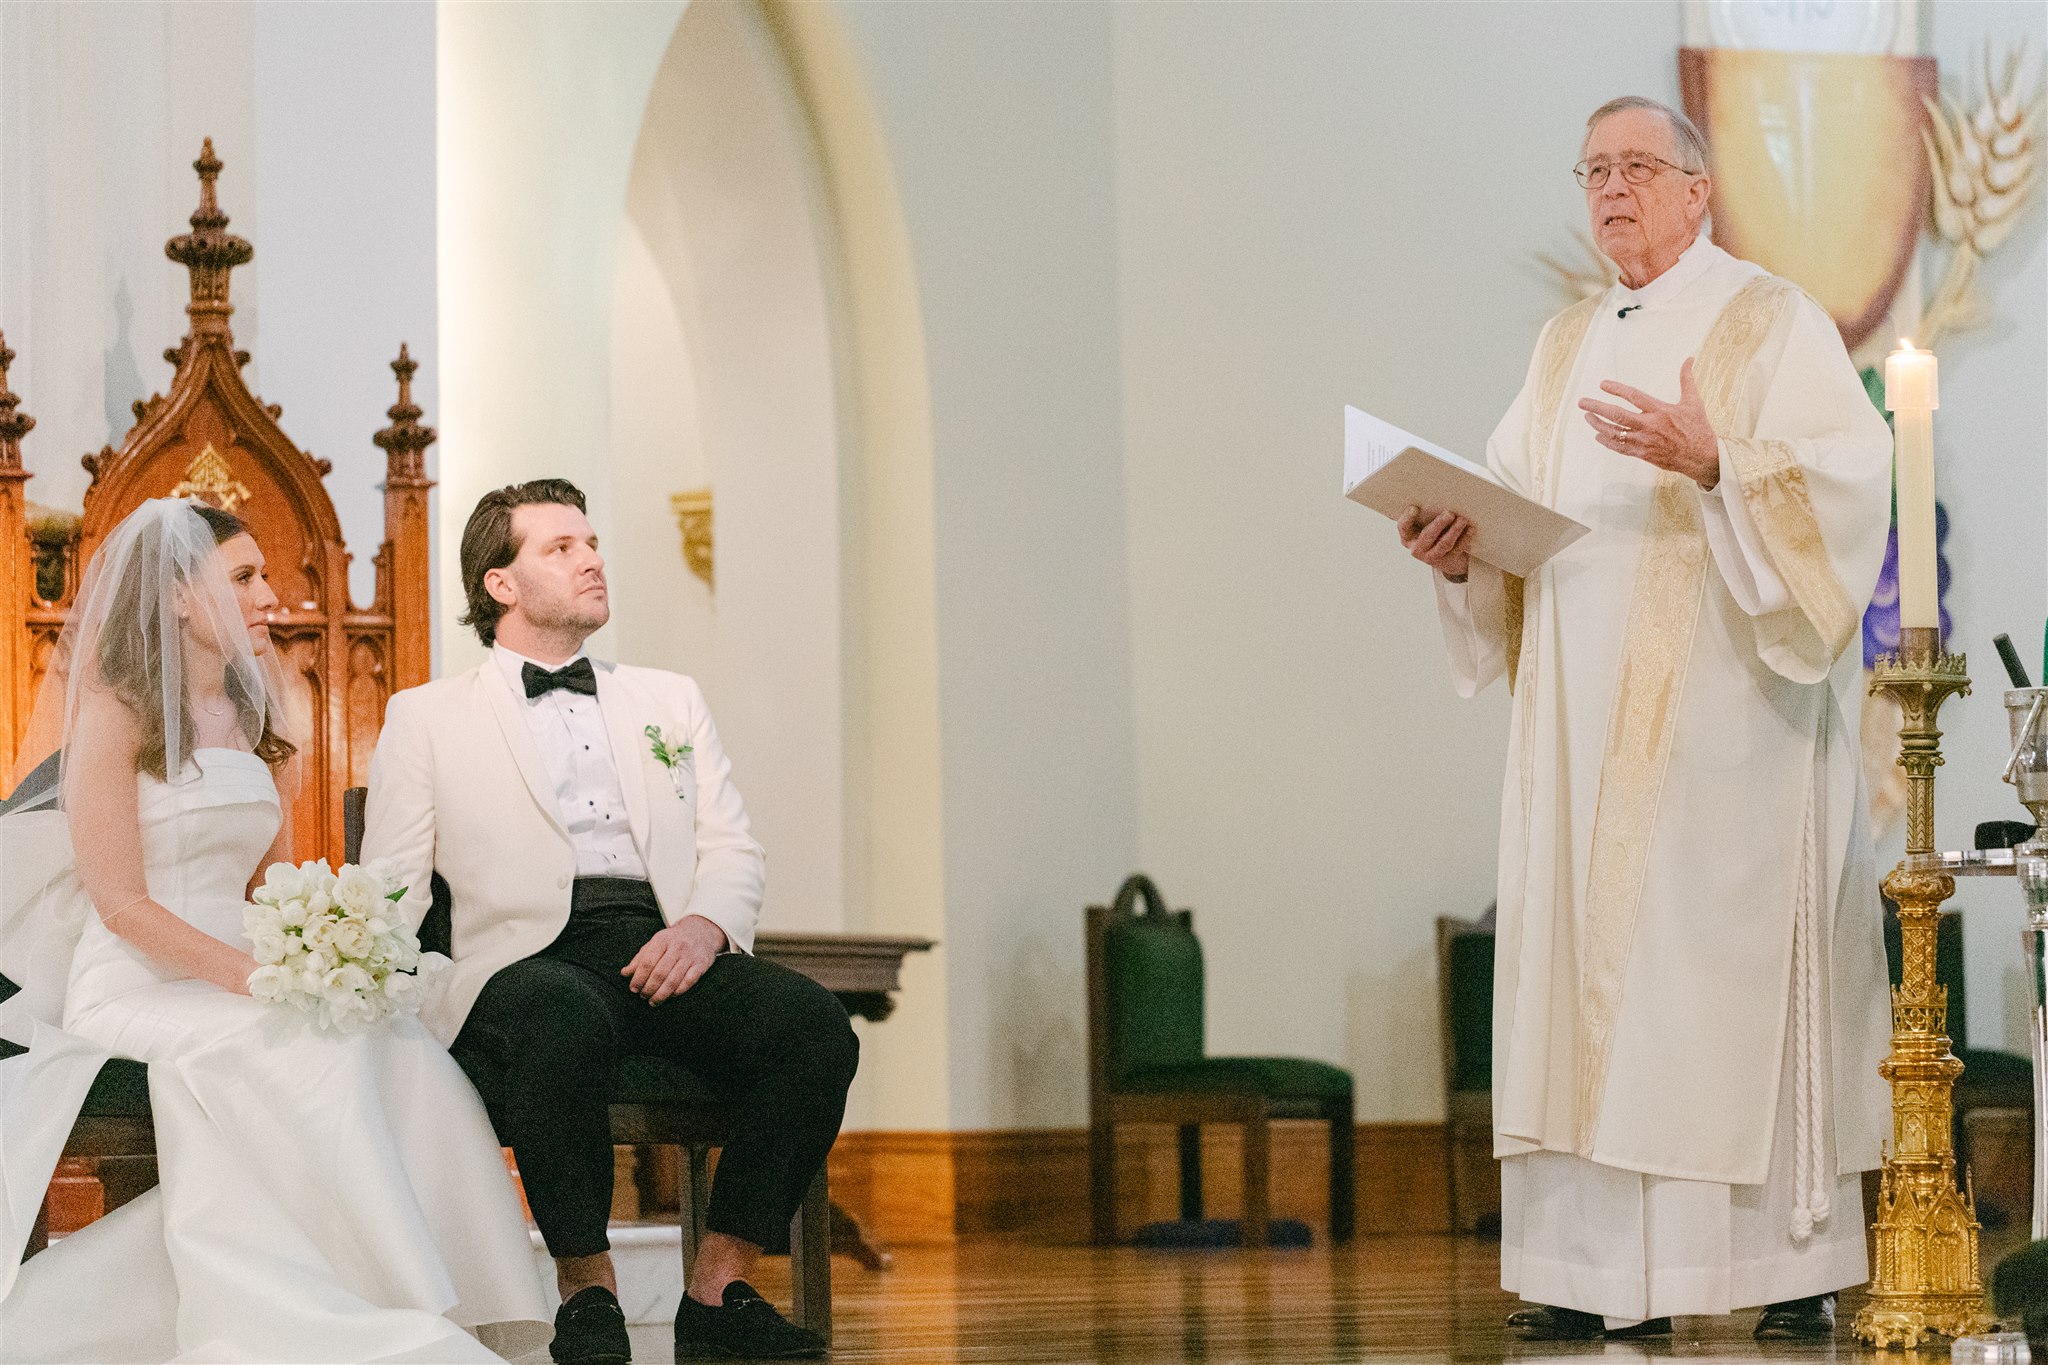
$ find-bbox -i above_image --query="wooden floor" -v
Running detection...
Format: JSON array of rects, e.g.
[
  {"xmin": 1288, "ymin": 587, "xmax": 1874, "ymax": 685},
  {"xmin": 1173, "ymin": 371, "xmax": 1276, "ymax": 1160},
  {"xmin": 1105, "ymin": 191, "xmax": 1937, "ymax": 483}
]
[{"xmin": 599, "ymin": 1226, "xmax": 2034, "ymax": 1364}]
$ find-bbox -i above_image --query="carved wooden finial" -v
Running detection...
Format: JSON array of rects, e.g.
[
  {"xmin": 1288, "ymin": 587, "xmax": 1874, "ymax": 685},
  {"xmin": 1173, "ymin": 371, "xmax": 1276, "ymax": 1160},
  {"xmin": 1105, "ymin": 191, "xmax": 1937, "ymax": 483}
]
[
  {"xmin": 165, "ymin": 138, "xmax": 253, "ymax": 336},
  {"xmin": 0, "ymin": 331, "xmax": 35, "ymax": 473},
  {"xmin": 373, "ymin": 343, "xmax": 436, "ymax": 485}
]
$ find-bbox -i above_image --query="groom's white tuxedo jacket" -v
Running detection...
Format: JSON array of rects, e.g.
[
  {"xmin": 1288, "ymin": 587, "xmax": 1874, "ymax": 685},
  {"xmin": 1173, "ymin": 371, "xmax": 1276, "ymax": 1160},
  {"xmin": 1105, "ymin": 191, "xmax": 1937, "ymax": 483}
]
[{"xmin": 361, "ymin": 656, "xmax": 765, "ymax": 1045}]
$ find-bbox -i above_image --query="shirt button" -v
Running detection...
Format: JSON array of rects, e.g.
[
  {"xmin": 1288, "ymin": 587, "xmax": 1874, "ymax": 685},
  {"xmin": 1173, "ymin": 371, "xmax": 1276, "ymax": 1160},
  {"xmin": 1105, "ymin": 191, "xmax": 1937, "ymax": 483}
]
[{"xmin": 557, "ymin": 875, "xmax": 570, "ymax": 889}]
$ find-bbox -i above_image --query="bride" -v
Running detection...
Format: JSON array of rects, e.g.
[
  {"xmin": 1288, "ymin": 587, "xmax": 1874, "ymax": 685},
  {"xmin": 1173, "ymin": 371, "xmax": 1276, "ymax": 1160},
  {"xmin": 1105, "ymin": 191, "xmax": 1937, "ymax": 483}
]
[{"xmin": 0, "ymin": 498, "xmax": 549, "ymax": 1363}]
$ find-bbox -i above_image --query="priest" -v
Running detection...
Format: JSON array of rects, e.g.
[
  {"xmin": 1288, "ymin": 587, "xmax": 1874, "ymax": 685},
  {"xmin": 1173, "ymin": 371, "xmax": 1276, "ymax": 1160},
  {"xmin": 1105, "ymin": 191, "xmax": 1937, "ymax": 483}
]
[{"xmin": 1400, "ymin": 96, "xmax": 1894, "ymax": 1342}]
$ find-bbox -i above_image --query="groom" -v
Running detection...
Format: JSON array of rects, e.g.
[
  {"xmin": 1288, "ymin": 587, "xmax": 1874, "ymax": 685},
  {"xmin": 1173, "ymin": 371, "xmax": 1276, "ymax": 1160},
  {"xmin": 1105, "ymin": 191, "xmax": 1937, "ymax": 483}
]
[{"xmin": 363, "ymin": 479, "xmax": 857, "ymax": 1363}]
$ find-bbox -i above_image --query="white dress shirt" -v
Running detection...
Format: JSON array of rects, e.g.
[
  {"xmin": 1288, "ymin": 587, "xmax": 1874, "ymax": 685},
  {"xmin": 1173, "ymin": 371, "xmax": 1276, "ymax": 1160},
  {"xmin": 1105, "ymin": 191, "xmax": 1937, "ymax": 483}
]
[{"xmin": 492, "ymin": 644, "xmax": 649, "ymax": 881}]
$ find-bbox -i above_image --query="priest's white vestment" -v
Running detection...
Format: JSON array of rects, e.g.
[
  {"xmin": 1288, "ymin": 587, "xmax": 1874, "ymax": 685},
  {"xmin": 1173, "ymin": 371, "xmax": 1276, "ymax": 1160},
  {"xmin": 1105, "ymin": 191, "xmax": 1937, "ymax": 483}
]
[{"xmin": 1436, "ymin": 236, "xmax": 1894, "ymax": 1321}]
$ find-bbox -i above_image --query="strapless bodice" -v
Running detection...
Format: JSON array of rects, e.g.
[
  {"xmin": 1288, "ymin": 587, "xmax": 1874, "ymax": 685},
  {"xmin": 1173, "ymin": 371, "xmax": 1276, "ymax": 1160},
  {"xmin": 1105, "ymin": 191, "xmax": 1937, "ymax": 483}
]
[{"xmin": 65, "ymin": 749, "xmax": 281, "ymax": 1018}]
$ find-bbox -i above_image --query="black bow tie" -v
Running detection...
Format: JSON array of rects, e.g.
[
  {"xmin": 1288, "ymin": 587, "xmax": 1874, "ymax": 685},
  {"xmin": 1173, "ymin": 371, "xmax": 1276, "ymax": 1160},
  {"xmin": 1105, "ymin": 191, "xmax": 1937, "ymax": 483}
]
[{"xmin": 523, "ymin": 658, "xmax": 597, "ymax": 700}]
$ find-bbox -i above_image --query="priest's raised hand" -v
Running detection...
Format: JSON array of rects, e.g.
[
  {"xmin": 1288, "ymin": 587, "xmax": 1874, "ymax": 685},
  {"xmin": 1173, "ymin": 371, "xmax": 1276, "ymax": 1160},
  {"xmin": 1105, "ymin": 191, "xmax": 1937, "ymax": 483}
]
[{"xmin": 1577, "ymin": 355, "xmax": 1722, "ymax": 489}]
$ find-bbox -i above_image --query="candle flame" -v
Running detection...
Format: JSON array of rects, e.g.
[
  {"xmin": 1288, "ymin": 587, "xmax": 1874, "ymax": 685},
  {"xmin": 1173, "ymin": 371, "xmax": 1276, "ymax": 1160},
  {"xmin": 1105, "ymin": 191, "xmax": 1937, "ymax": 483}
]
[{"xmin": 1898, "ymin": 337, "xmax": 1916, "ymax": 351}]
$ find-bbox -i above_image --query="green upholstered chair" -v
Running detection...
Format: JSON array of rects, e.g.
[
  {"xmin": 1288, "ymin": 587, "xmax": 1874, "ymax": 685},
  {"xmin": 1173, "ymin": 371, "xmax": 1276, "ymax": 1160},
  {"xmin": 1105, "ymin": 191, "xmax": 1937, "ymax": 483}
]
[
  {"xmin": 1085, "ymin": 873, "xmax": 1354, "ymax": 1248},
  {"xmin": 1435, "ymin": 913, "xmax": 1497, "ymax": 1234}
]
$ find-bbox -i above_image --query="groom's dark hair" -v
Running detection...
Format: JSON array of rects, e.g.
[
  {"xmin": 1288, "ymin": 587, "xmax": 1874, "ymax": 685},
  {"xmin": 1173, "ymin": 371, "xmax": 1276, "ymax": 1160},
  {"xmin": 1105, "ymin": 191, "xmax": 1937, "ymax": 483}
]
[{"xmin": 459, "ymin": 479, "xmax": 589, "ymax": 646}]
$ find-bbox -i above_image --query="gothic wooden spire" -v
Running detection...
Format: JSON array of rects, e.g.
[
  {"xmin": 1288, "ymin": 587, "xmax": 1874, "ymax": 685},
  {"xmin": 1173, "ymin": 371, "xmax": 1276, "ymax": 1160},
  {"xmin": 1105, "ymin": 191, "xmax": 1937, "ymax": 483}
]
[
  {"xmin": 0, "ymin": 332, "xmax": 33, "ymax": 473},
  {"xmin": 164, "ymin": 139, "xmax": 253, "ymax": 338},
  {"xmin": 373, "ymin": 344, "xmax": 437, "ymax": 485}
]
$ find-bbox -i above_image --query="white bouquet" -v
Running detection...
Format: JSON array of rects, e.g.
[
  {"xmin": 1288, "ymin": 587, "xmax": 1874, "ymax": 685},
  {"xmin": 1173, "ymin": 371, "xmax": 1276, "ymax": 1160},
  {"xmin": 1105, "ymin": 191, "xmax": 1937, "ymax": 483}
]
[{"xmin": 242, "ymin": 859, "xmax": 447, "ymax": 1033}]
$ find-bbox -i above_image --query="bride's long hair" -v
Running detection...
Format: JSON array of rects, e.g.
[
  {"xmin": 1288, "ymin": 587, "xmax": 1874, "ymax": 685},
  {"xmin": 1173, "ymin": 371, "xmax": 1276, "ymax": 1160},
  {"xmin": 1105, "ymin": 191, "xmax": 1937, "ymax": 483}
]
[{"xmin": 11, "ymin": 498, "xmax": 297, "ymax": 793}]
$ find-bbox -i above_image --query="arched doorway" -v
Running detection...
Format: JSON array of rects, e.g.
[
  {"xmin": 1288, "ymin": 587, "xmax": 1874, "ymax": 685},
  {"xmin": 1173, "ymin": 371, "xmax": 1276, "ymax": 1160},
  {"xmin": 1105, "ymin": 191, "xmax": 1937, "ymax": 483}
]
[{"xmin": 607, "ymin": 0, "xmax": 848, "ymax": 933}]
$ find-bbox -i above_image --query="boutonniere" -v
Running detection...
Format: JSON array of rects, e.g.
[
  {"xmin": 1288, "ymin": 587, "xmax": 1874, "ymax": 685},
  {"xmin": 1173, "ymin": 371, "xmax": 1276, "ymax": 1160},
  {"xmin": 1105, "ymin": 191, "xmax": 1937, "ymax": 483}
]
[{"xmin": 645, "ymin": 725, "xmax": 695, "ymax": 799}]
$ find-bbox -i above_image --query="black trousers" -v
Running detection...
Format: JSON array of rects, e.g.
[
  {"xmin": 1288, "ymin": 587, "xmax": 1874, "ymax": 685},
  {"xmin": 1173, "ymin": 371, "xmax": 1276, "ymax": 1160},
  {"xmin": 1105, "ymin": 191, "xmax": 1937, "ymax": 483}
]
[{"xmin": 452, "ymin": 878, "xmax": 859, "ymax": 1258}]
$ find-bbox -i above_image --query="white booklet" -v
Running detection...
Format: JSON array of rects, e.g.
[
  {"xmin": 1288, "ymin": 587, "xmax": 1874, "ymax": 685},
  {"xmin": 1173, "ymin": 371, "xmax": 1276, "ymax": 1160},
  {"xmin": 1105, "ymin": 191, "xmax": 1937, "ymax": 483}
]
[{"xmin": 1343, "ymin": 405, "xmax": 1588, "ymax": 577}]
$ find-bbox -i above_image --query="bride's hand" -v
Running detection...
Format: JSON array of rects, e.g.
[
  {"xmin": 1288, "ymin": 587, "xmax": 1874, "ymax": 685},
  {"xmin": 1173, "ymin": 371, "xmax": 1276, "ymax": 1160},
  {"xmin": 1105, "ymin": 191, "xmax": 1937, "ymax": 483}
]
[{"xmin": 213, "ymin": 947, "xmax": 261, "ymax": 997}]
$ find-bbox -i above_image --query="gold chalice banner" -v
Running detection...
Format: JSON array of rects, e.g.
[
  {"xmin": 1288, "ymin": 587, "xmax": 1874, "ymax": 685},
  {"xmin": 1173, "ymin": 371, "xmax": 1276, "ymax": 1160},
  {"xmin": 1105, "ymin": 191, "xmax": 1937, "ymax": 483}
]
[{"xmin": 1680, "ymin": 48, "xmax": 1936, "ymax": 350}]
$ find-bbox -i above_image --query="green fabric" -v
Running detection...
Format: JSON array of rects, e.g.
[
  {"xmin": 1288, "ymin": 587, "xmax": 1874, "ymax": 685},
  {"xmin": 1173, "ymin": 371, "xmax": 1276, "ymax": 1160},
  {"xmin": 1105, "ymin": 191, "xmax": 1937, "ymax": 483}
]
[
  {"xmin": 1992, "ymin": 1240, "xmax": 2048, "ymax": 1321},
  {"xmin": 1124, "ymin": 1056, "xmax": 1352, "ymax": 1101},
  {"xmin": 1104, "ymin": 912, "xmax": 1205, "ymax": 1085},
  {"xmin": 1955, "ymin": 1048, "xmax": 2035, "ymax": 1096},
  {"xmin": 1446, "ymin": 932, "xmax": 1494, "ymax": 1093},
  {"xmin": 79, "ymin": 1058, "xmax": 151, "ymax": 1118}
]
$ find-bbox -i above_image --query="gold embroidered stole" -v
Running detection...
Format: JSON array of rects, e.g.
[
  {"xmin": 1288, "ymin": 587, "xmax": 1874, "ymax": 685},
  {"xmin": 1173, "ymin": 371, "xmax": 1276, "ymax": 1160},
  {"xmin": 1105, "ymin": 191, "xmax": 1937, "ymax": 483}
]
[
  {"xmin": 1506, "ymin": 297, "xmax": 1600, "ymax": 696},
  {"xmin": 1508, "ymin": 298, "xmax": 1600, "ymax": 946},
  {"xmin": 1565, "ymin": 275, "xmax": 1799, "ymax": 1153}
]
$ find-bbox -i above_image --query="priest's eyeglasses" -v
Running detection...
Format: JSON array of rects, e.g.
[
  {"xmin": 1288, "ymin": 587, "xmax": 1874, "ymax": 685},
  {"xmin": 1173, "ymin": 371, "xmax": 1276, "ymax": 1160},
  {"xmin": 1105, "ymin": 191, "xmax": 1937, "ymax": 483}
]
[{"xmin": 1573, "ymin": 154, "xmax": 1701, "ymax": 189}]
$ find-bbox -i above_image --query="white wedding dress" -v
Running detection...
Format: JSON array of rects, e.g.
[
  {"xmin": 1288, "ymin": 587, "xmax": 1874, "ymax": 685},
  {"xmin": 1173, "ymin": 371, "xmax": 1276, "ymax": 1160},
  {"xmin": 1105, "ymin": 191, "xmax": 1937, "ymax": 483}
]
[{"xmin": 0, "ymin": 750, "xmax": 549, "ymax": 1363}]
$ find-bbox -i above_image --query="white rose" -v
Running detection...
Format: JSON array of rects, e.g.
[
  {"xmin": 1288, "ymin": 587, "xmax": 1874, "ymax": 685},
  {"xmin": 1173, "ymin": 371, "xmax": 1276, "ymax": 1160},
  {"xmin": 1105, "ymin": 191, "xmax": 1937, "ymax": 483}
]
[
  {"xmin": 277, "ymin": 900, "xmax": 309, "ymax": 929},
  {"xmin": 260, "ymin": 862, "xmax": 309, "ymax": 903},
  {"xmin": 248, "ymin": 927, "xmax": 290, "ymax": 965},
  {"xmin": 334, "ymin": 865, "xmax": 383, "ymax": 916},
  {"xmin": 247, "ymin": 963, "xmax": 288, "ymax": 1000},
  {"xmin": 330, "ymin": 920, "xmax": 374, "ymax": 960},
  {"xmin": 330, "ymin": 962, "xmax": 375, "ymax": 996}
]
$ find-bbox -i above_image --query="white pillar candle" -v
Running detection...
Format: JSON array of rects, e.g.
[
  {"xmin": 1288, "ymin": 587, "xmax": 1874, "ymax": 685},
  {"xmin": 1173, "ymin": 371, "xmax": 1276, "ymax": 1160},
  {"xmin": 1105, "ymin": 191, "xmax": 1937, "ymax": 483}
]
[{"xmin": 1886, "ymin": 342, "xmax": 1940, "ymax": 631}]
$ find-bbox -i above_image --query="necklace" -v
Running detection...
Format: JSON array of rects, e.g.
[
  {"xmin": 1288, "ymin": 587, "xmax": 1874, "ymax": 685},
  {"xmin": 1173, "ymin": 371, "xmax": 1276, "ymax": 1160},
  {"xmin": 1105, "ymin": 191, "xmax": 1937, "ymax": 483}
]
[{"xmin": 196, "ymin": 696, "xmax": 232, "ymax": 718}]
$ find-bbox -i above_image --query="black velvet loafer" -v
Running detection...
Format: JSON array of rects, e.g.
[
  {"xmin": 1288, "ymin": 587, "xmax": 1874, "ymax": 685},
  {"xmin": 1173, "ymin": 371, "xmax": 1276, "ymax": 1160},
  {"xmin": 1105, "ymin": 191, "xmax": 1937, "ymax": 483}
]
[
  {"xmin": 550, "ymin": 1285, "xmax": 632, "ymax": 1365},
  {"xmin": 1506, "ymin": 1304, "xmax": 1672, "ymax": 1340},
  {"xmin": 1755, "ymin": 1292, "xmax": 1836, "ymax": 1341},
  {"xmin": 675, "ymin": 1280, "xmax": 826, "ymax": 1360},
  {"xmin": 1507, "ymin": 1305, "xmax": 1601, "ymax": 1339}
]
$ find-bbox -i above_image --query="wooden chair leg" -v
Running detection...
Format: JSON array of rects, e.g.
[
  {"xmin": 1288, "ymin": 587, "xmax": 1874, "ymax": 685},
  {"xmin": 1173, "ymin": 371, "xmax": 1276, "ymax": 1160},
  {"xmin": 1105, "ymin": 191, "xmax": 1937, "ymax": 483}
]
[
  {"xmin": 1089, "ymin": 1123, "xmax": 1118, "ymax": 1246},
  {"xmin": 1177, "ymin": 1124, "xmax": 1204, "ymax": 1223},
  {"xmin": 1240, "ymin": 1116, "xmax": 1271, "ymax": 1249},
  {"xmin": 1328, "ymin": 1100, "xmax": 1355, "ymax": 1244},
  {"xmin": 679, "ymin": 1145, "xmax": 710, "ymax": 1281},
  {"xmin": 1444, "ymin": 1115, "xmax": 1462, "ymax": 1234},
  {"xmin": 789, "ymin": 1165, "xmax": 832, "ymax": 1343}
]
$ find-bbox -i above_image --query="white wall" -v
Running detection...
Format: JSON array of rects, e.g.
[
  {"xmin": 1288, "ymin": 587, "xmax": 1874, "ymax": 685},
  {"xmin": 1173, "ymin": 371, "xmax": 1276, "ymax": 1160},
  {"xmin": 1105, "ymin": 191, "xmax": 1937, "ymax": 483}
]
[
  {"xmin": 0, "ymin": 2, "xmax": 431, "ymax": 611},
  {"xmin": 834, "ymin": 2, "xmax": 1141, "ymax": 1130},
  {"xmin": 611, "ymin": 0, "xmax": 848, "ymax": 935},
  {"xmin": 251, "ymin": 2, "xmax": 438, "ymax": 611}
]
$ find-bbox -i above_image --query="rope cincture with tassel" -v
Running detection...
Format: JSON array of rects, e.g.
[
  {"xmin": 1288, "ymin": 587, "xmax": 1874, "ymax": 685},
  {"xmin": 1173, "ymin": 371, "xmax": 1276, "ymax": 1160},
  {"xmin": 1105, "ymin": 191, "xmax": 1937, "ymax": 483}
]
[{"xmin": 1791, "ymin": 762, "xmax": 1830, "ymax": 1244}]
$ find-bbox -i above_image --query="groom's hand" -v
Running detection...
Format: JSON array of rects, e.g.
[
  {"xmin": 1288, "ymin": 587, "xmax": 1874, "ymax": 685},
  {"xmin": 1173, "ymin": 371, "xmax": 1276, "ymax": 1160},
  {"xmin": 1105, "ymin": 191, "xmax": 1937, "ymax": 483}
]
[{"xmin": 623, "ymin": 914, "xmax": 728, "ymax": 1004}]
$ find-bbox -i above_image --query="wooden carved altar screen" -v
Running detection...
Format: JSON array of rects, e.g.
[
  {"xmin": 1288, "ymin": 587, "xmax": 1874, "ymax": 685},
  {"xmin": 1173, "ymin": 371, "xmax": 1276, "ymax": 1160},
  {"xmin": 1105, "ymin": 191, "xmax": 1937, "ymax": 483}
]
[{"xmin": 0, "ymin": 141, "xmax": 435, "ymax": 862}]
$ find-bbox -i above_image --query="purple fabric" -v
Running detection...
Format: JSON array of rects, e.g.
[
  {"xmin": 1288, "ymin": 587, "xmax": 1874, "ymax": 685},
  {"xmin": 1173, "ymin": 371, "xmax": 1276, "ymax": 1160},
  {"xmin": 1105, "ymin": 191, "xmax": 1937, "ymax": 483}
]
[{"xmin": 1863, "ymin": 500, "xmax": 1952, "ymax": 667}]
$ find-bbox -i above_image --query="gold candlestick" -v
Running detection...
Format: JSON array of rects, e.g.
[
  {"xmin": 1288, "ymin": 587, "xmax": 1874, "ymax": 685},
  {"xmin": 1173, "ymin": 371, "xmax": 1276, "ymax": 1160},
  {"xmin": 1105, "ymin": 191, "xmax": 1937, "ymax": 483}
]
[{"xmin": 1853, "ymin": 625, "xmax": 1996, "ymax": 1349}]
